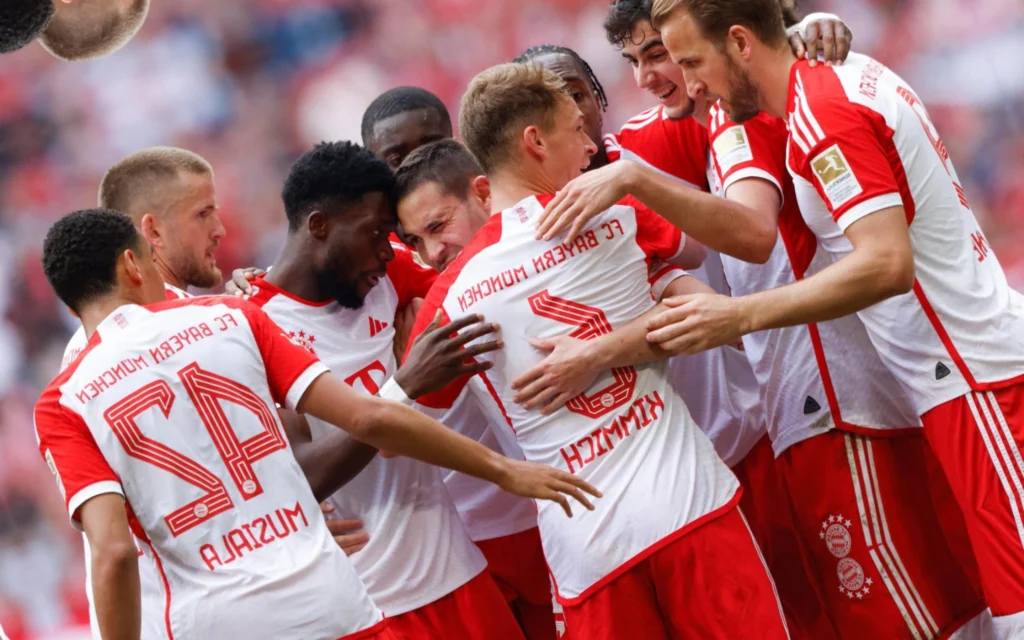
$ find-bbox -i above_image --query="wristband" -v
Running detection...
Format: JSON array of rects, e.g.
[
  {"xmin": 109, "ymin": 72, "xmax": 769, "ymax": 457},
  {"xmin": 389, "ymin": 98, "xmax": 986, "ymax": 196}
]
[{"xmin": 379, "ymin": 377, "xmax": 415, "ymax": 406}]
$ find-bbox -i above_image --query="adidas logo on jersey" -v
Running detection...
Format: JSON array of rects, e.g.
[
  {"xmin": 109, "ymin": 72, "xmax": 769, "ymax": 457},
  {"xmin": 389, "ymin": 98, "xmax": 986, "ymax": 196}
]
[
  {"xmin": 369, "ymin": 317, "xmax": 389, "ymax": 337},
  {"xmin": 935, "ymin": 362, "xmax": 951, "ymax": 380},
  {"xmin": 803, "ymin": 396, "xmax": 822, "ymax": 415}
]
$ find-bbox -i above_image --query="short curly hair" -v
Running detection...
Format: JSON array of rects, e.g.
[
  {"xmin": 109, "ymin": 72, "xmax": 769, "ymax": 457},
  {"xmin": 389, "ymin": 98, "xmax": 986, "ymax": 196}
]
[
  {"xmin": 38, "ymin": 0, "xmax": 149, "ymax": 61},
  {"xmin": 281, "ymin": 141, "xmax": 396, "ymax": 232},
  {"xmin": 42, "ymin": 208, "xmax": 141, "ymax": 313},
  {"xmin": 0, "ymin": 0, "xmax": 54, "ymax": 54},
  {"xmin": 360, "ymin": 87, "xmax": 452, "ymax": 148}
]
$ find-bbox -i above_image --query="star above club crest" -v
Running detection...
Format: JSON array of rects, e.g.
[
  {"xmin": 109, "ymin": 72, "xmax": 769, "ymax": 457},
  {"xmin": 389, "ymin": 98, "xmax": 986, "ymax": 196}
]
[
  {"xmin": 298, "ymin": 330, "xmax": 306, "ymax": 338},
  {"xmin": 845, "ymin": 519, "xmax": 852, "ymax": 527},
  {"xmin": 829, "ymin": 515, "xmax": 836, "ymax": 523},
  {"xmin": 865, "ymin": 578, "xmax": 873, "ymax": 586},
  {"xmin": 308, "ymin": 335, "xmax": 316, "ymax": 343},
  {"xmin": 863, "ymin": 587, "xmax": 870, "ymax": 595}
]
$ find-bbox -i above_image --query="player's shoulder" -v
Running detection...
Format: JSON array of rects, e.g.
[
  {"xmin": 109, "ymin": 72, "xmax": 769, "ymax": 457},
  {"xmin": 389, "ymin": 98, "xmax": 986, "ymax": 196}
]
[
  {"xmin": 145, "ymin": 294, "xmax": 242, "ymax": 312},
  {"xmin": 424, "ymin": 211, "xmax": 507, "ymax": 308}
]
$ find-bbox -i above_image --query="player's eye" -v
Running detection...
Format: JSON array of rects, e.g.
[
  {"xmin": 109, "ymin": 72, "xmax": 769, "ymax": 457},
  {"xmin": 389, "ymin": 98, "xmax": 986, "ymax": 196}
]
[{"xmin": 571, "ymin": 91, "xmax": 585, "ymax": 102}]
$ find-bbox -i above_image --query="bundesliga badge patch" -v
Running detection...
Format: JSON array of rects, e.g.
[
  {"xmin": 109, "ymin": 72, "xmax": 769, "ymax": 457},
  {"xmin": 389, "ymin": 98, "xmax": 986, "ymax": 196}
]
[
  {"xmin": 820, "ymin": 513, "xmax": 873, "ymax": 599},
  {"xmin": 811, "ymin": 144, "xmax": 863, "ymax": 208},
  {"xmin": 712, "ymin": 125, "xmax": 754, "ymax": 174}
]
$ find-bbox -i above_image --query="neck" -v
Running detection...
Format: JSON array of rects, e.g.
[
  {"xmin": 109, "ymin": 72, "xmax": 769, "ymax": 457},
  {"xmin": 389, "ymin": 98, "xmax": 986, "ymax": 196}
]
[
  {"xmin": 489, "ymin": 161, "xmax": 561, "ymax": 212},
  {"xmin": 154, "ymin": 253, "xmax": 187, "ymax": 290},
  {"xmin": 79, "ymin": 294, "xmax": 136, "ymax": 338},
  {"xmin": 759, "ymin": 45, "xmax": 798, "ymax": 119},
  {"xmin": 263, "ymin": 234, "xmax": 329, "ymax": 303}
]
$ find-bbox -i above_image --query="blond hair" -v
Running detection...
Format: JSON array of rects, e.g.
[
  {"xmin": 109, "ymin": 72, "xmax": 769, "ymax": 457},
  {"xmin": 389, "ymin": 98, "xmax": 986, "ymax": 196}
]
[
  {"xmin": 458, "ymin": 63, "xmax": 569, "ymax": 175},
  {"xmin": 99, "ymin": 147, "xmax": 213, "ymax": 220},
  {"xmin": 651, "ymin": 0, "xmax": 786, "ymax": 46},
  {"xmin": 39, "ymin": 0, "xmax": 149, "ymax": 61}
]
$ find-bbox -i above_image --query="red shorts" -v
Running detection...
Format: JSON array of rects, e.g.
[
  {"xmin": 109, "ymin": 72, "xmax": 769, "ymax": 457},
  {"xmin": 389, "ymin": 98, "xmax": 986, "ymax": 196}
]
[
  {"xmin": 386, "ymin": 570, "xmax": 525, "ymax": 640},
  {"xmin": 476, "ymin": 527, "xmax": 556, "ymax": 640},
  {"xmin": 778, "ymin": 429, "xmax": 985, "ymax": 639},
  {"xmin": 339, "ymin": 619, "xmax": 399, "ymax": 640},
  {"xmin": 923, "ymin": 386, "xmax": 1024, "ymax": 618},
  {"xmin": 561, "ymin": 507, "xmax": 788, "ymax": 640},
  {"xmin": 735, "ymin": 435, "xmax": 838, "ymax": 640}
]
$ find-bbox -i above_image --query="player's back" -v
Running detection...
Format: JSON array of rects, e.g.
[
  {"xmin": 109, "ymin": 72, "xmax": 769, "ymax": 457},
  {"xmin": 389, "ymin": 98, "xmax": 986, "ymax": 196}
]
[
  {"xmin": 788, "ymin": 53, "xmax": 1024, "ymax": 414},
  {"xmin": 37, "ymin": 297, "xmax": 381, "ymax": 639},
  {"xmin": 416, "ymin": 195, "xmax": 739, "ymax": 602}
]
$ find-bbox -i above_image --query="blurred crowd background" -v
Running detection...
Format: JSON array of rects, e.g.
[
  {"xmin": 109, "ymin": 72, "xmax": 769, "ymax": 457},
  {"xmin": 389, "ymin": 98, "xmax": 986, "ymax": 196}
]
[{"xmin": 0, "ymin": 0, "xmax": 1020, "ymax": 637}]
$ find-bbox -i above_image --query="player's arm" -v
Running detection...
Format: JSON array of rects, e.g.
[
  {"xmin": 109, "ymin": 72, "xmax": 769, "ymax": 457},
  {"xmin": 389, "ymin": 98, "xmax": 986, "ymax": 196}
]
[
  {"xmin": 296, "ymin": 373, "xmax": 601, "ymax": 517},
  {"xmin": 279, "ymin": 408, "xmax": 377, "ymax": 502},
  {"xmin": 80, "ymin": 494, "xmax": 141, "ymax": 640},
  {"xmin": 512, "ymin": 273, "xmax": 714, "ymax": 413},
  {"xmin": 537, "ymin": 160, "xmax": 778, "ymax": 263}
]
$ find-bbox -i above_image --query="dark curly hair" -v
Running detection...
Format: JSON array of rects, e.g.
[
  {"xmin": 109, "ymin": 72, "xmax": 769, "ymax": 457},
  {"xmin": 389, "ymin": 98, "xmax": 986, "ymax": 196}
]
[
  {"xmin": 360, "ymin": 87, "xmax": 453, "ymax": 148},
  {"xmin": 513, "ymin": 45, "xmax": 608, "ymax": 113},
  {"xmin": 603, "ymin": 0, "xmax": 652, "ymax": 49},
  {"xmin": 0, "ymin": 0, "xmax": 54, "ymax": 54},
  {"xmin": 281, "ymin": 141, "xmax": 396, "ymax": 232},
  {"xmin": 42, "ymin": 209, "xmax": 141, "ymax": 313}
]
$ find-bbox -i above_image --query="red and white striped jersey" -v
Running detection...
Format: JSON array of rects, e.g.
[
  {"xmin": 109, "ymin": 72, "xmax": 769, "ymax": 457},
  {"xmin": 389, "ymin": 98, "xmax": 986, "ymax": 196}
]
[
  {"xmin": 786, "ymin": 54, "xmax": 1024, "ymax": 415},
  {"xmin": 62, "ymin": 283, "xmax": 192, "ymax": 372},
  {"xmin": 707, "ymin": 105, "xmax": 920, "ymax": 454},
  {"xmin": 35, "ymin": 297, "xmax": 382, "ymax": 639},
  {"xmin": 606, "ymin": 107, "xmax": 766, "ymax": 467},
  {"xmin": 407, "ymin": 194, "xmax": 739, "ymax": 604},
  {"xmin": 248, "ymin": 244, "xmax": 490, "ymax": 616}
]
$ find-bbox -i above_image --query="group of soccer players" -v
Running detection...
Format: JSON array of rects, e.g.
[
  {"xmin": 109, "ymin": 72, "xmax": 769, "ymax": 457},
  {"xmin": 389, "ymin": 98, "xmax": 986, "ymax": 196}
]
[{"xmin": 26, "ymin": 0, "xmax": 1024, "ymax": 638}]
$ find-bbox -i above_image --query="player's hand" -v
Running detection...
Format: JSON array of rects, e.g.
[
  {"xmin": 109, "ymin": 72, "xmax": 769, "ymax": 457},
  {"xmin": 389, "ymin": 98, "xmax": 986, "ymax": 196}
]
[
  {"xmin": 792, "ymin": 15, "xmax": 853, "ymax": 67},
  {"xmin": 392, "ymin": 298, "xmax": 423, "ymax": 363},
  {"xmin": 497, "ymin": 459, "xmax": 602, "ymax": 518},
  {"xmin": 320, "ymin": 503, "xmax": 369, "ymax": 556},
  {"xmin": 511, "ymin": 336, "xmax": 599, "ymax": 415},
  {"xmin": 225, "ymin": 267, "xmax": 266, "ymax": 298},
  {"xmin": 394, "ymin": 310, "xmax": 503, "ymax": 399},
  {"xmin": 645, "ymin": 293, "xmax": 751, "ymax": 354},
  {"xmin": 536, "ymin": 161, "xmax": 636, "ymax": 243}
]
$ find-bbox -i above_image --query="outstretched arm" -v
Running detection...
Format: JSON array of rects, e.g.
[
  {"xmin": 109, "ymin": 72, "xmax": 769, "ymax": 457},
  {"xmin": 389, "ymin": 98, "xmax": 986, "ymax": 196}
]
[{"xmin": 280, "ymin": 408, "xmax": 377, "ymax": 503}]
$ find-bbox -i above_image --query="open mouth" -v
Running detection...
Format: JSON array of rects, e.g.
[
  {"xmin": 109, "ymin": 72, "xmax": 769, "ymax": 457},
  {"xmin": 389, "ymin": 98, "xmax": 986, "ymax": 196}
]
[{"xmin": 654, "ymin": 85, "xmax": 678, "ymax": 102}]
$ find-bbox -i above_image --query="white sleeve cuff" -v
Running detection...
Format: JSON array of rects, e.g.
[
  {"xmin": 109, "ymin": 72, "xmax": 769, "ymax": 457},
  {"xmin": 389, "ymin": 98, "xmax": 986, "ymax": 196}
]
[
  {"xmin": 379, "ymin": 377, "xmax": 416, "ymax": 406},
  {"xmin": 722, "ymin": 168, "xmax": 784, "ymax": 210},
  {"xmin": 836, "ymin": 193, "xmax": 904, "ymax": 232},
  {"xmin": 68, "ymin": 481, "xmax": 124, "ymax": 531},
  {"xmin": 651, "ymin": 266, "xmax": 690, "ymax": 301},
  {"xmin": 787, "ymin": 12, "xmax": 841, "ymax": 38},
  {"xmin": 285, "ymin": 362, "xmax": 330, "ymax": 412}
]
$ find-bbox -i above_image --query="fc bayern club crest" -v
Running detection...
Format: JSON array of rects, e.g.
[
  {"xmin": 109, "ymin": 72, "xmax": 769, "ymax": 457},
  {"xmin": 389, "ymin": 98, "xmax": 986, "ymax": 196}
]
[
  {"xmin": 287, "ymin": 330, "xmax": 317, "ymax": 354},
  {"xmin": 820, "ymin": 513, "xmax": 873, "ymax": 600}
]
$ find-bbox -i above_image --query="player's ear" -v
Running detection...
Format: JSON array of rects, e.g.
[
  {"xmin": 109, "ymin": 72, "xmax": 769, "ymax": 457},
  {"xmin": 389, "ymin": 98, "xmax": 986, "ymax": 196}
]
[
  {"xmin": 120, "ymin": 248, "xmax": 145, "ymax": 287},
  {"xmin": 728, "ymin": 25, "xmax": 754, "ymax": 61},
  {"xmin": 139, "ymin": 213, "xmax": 161, "ymax": 248},
  {"xmin": 523, "ymin": 125, "xmax": 547, "ymax": 162},
  {"xmin": 307, "ymin": 210, "xmax": 330, "ymax": 240},
  {"xmin": 470, "ymin": 175, "xmax": 491, "ymax": 207}
]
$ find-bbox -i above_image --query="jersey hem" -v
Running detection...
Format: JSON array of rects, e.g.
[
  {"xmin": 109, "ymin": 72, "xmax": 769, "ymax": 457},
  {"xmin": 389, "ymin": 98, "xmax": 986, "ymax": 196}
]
[
  {"xmin": 68, "ymin": 481, "xmax": 124, "ymax": 530},
  {"xmin": 286, "ymin": 362, "xmax": 330, "ymax": 411},
  {"xmin": 554, "ymin": 488, "xmax": 743, "ymax": 606},
  {"xmin": 466, "ymin": 518, "xmax": 539, "ymax": 543},
  {"xmin": 373, "ymin": 562, "xmax": 487, "ymax": 616},
  {"xmin": 337, "ymin": 617, "xmax": 390, "ymax": 640},
  {"xmin": 835, "ymin": 192, "xmax": 903, "ymax": 231}
]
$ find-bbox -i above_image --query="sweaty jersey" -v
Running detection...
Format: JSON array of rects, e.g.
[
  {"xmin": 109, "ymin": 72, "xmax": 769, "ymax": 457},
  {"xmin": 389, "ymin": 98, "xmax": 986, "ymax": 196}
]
[
  {"xmin": 706, "ymin": 105, "xmax": 920, "ymax": 454},
  {"xmin": 35, "ymin": 297, "xmax": 382, "ymax": 640},
  {"xmin": 248, "ymin": 242, "xmax": 488, "ymax": 616},
  {"xmin": 62, "ymin": 283, "xmax": 191, "ymax": 372},
  {"xmin": 606, "ymin": 107, "xmax": 766, "ymax": 466},
  {"xmin": 408, "ymin": 194, "xmax": 740, "ymax": 604},
  {"xmin": 786, "ymin": 54, "xmax": 1024, "ymax": 414}
]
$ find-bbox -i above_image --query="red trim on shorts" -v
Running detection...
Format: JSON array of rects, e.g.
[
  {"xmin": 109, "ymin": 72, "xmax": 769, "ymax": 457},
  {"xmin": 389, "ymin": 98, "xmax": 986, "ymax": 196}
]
[
  {"xmin": 936, "ymin": 603, "xmax": 988, "ymax": 640},
  {"xmin": 337, "ymin": 618, "xmax": 391, "ymax": 640},
  {"xmin": 141, "ymin": 538, "xmax": 175, "ymax": 640},
  {"xmin": 555, "ymin": 489, "xmax": 743, "ymax": 606}
]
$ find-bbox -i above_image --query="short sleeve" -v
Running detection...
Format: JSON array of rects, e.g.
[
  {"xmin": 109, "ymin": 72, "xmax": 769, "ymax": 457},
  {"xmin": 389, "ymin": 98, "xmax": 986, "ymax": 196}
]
[
  {"xmin": 627, "ymin": 197, "xmax": 683, "ymax": 262},
  {"xmin": 388, "ymin": 238, "xmax": 439, "ymax": 307},
  {"xmin": 648, "ymin": 261, "xmax": 688, "ymax": 301},
  {"xmin": 239, "ymin": 303, "xmax": 329, "ymax": 411},
  {"xmin": 796, "ymin": 98, "xmax": 903, "ymax": 231},
  {"xmin": 708, "ymin": 110, "xmax": 788, "ymax": 200},
  {"xmin": 401, "ymin": 295, "xmax": 470, "ymax": 410},
  {"xmin": 34, "ymin": 393, "xmax": 123, "ymax": 531}
]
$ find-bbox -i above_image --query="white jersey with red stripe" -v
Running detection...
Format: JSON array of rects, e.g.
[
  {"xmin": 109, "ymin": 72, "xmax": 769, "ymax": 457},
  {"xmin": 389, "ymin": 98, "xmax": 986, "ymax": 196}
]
[
  {"xmin": 408, "ymin": 194, "xmax": 740, "ymax": 603},
  {"xmin": 786, "ymin": 54, "xmax": 1024, "ymax": 415},
  {"xmin": 35, "ymin": 297, "xmax": 382, "ymax": 640},
  {"xmin": 706, "ymin": 105, "xmax": 920, "ymax": 454},
  {"xmin": 606, "ymin": 107, "xmax": 766, "ymax": 466},
  {"xmin": 62, "ymin": 283, "xmax": 191, "ymax": 372},
  {"xmin": 248, "ymin": 244, "xmax": 488, "ymax": 616}
]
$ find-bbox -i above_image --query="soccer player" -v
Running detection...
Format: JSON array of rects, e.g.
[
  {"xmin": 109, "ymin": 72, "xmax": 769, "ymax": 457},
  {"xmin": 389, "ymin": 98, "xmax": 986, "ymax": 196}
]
[
  {"xmin": 0, "ymin": 0, "xmax": 148, "ymax": 59},
  {"xmin": 649, "ymin": 0, "xmax": 1024, "ymax": 635},
  {"xmin": 247, "ymin": 140, "xmax": 540, "ymax": 639},
  {"xmin": 404, "ymin": 62, "xmax": 788, "ymax": 639},
  {"xmin": 361, "ymin": 86, "xmax": 454, "ymax": 170},
  {"xmin": 36, "ymin": 207, "xmax": 597, "ymax": 640}
]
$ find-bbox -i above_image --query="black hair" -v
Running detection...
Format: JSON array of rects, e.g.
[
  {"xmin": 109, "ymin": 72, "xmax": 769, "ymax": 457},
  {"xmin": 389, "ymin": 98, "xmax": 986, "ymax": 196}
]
[
  {"xmin": 42, "ymin": 208, "xmax": 141, "ymax": 313},
  {"xmin": 0, "ymin": 0, "xmax": 54, "ymax": 54},
  {"xmin": 281, "ymin": 141, "xmax": 396, "ymax": 232},
  {"xmin": 603, "ymin": 0, "xmax": 651, "ymax": 49},
  {"xmin": 360, "ymin": 87, "xmax": 453, "ymax": 147},
  {"xmin": 779, "ymin": 0, "xmax": 801, "ymax": 29},
  {"xmin": 513, "ymin": 45, "xmax": 608, "ymax": 113},
  {"xmin": 394, "ymin": 139, "xmax": 484, "ymax": 204}
]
